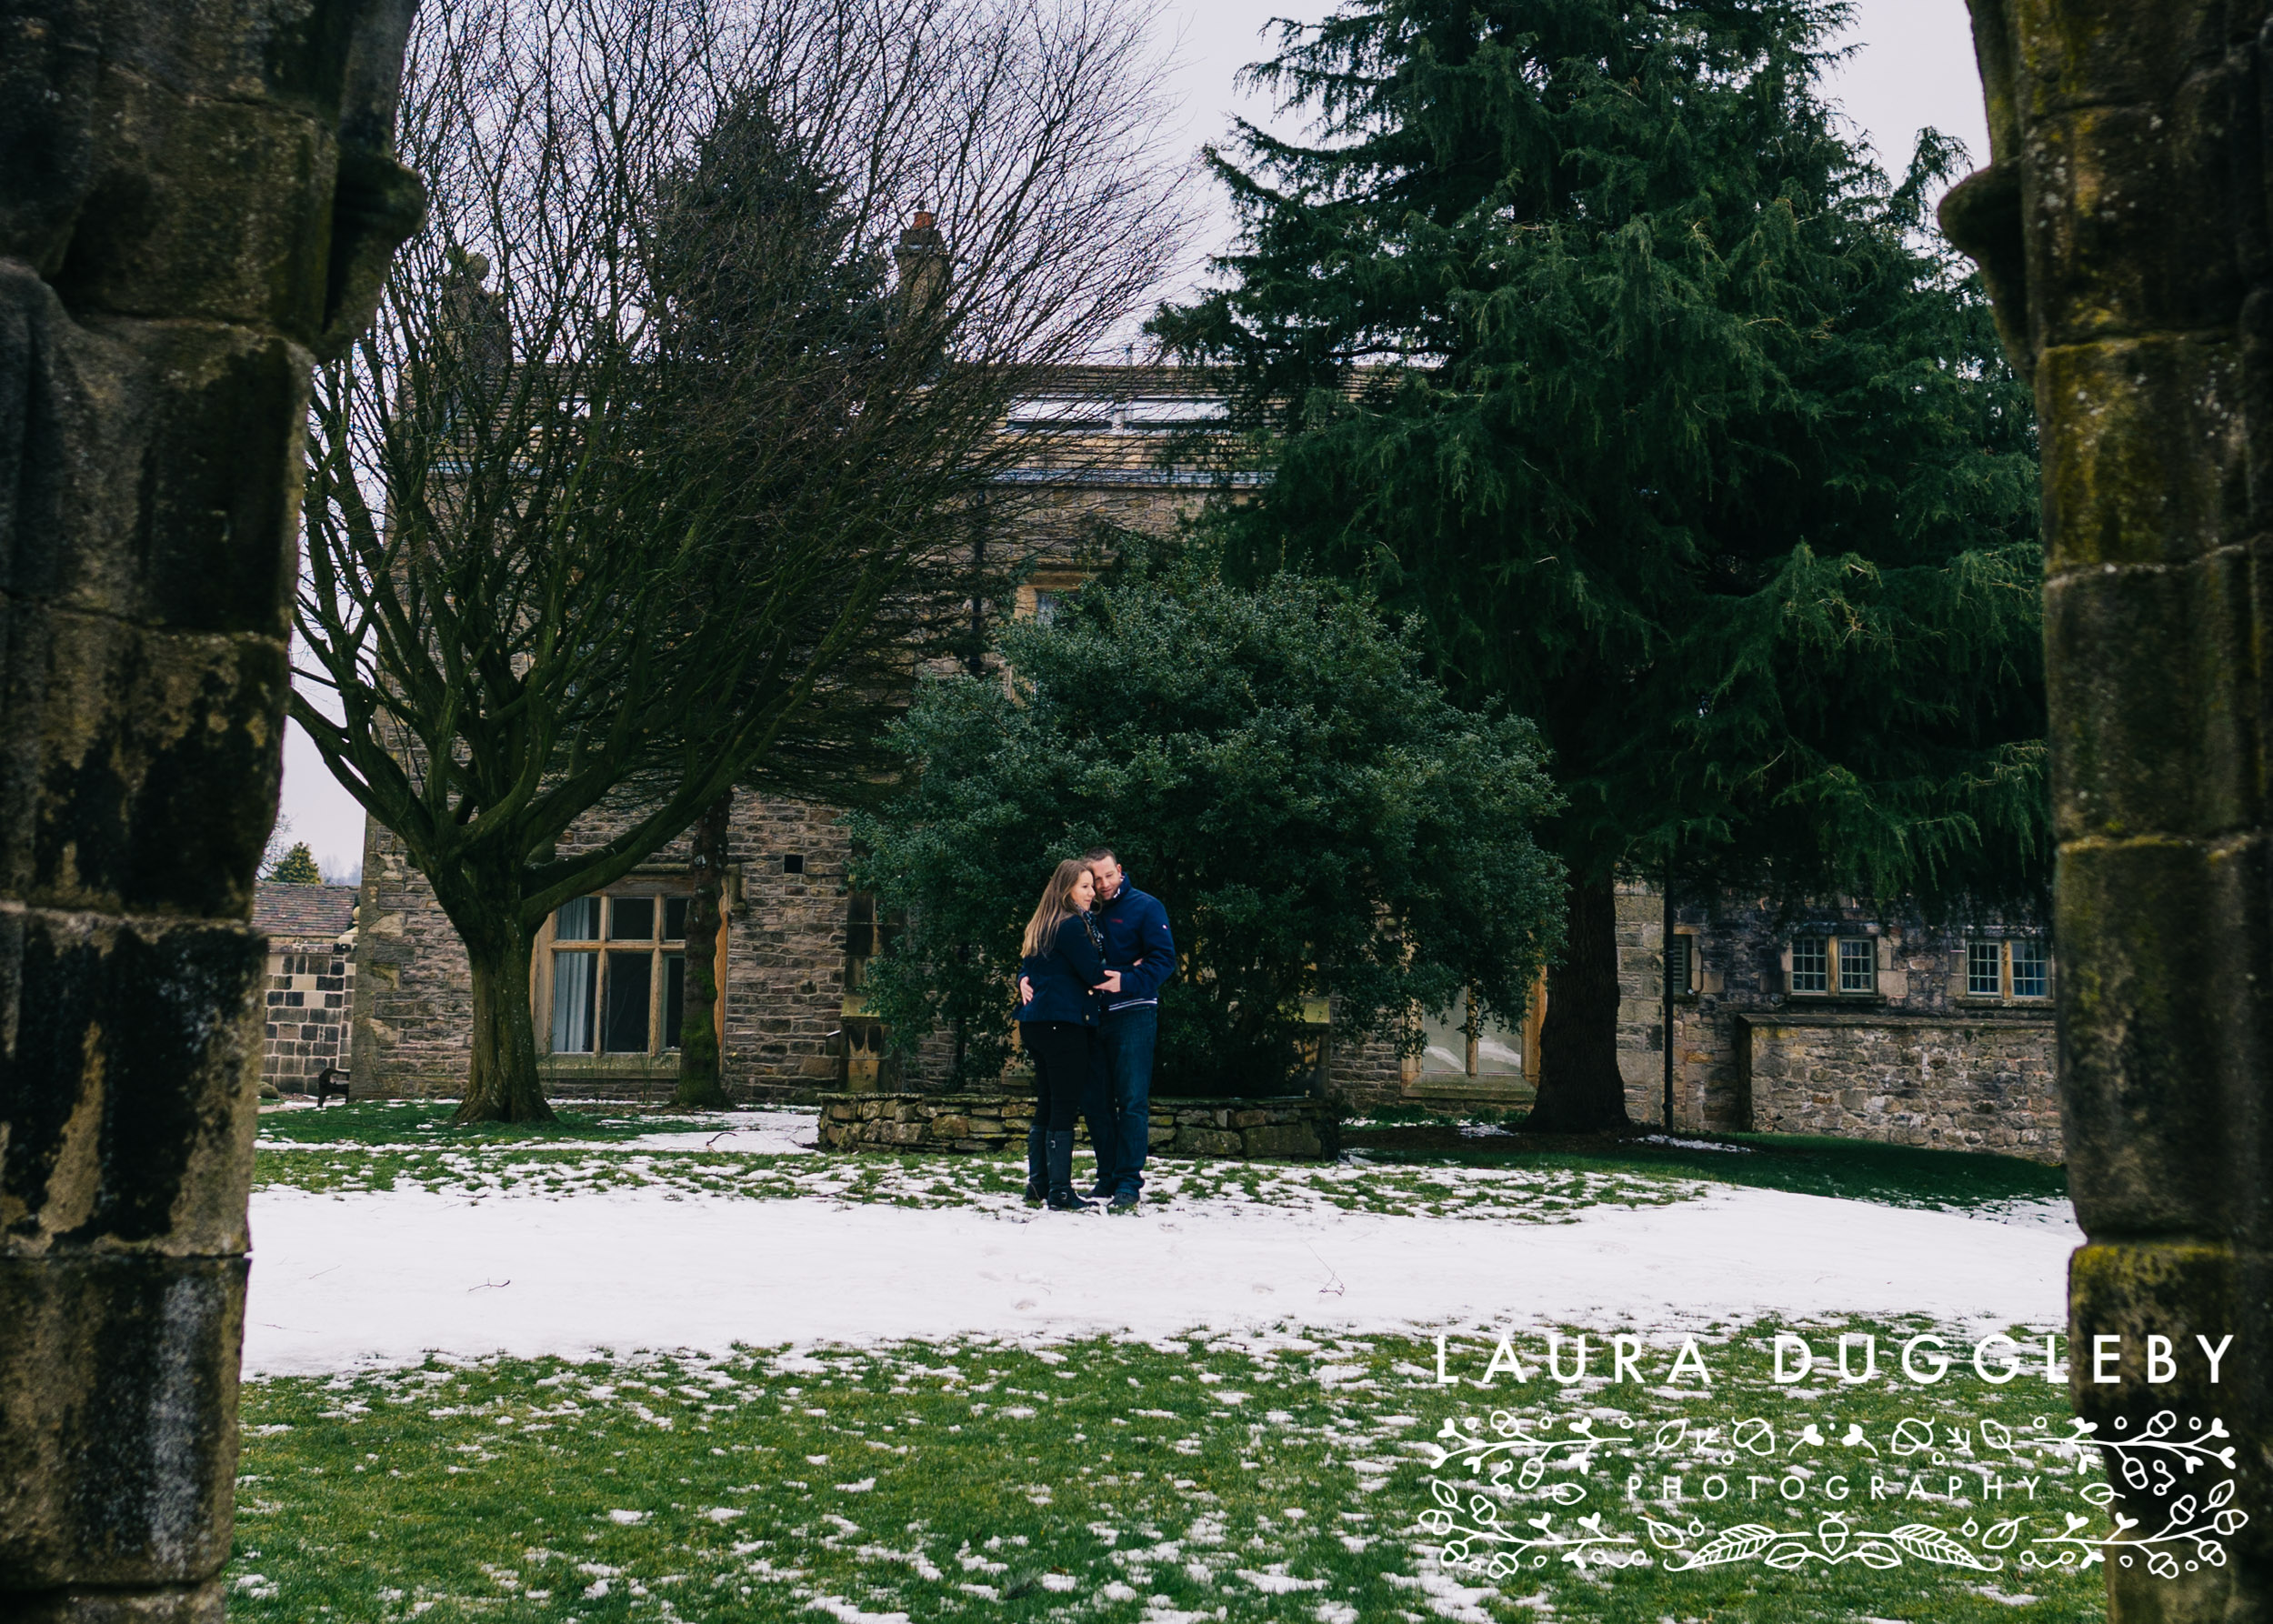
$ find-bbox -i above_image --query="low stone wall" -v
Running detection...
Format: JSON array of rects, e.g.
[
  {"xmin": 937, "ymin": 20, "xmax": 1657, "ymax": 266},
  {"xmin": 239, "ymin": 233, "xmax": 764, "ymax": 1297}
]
[
  {"xmin": 818, "ymin": 1092, "xmax": 1337, "ymax": 1160},
  {"xmin": 1739, "ymin": 1012, "xmax": 2061, "ymax": 1163}
]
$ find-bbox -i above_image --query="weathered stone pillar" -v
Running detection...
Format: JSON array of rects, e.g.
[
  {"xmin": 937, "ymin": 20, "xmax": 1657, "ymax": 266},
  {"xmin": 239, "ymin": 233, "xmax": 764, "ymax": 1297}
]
[
  {"xmin": 0, "ymin": 3, "xmax": 418, "ymax": 1618},
  {"xmin": 1946, "ymin": 4, "xmax": 2273, "ymax": 1617}
]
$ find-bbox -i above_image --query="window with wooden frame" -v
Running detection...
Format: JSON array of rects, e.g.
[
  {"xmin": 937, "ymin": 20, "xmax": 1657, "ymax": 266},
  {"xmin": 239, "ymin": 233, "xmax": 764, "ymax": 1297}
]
[
  {"xmin": 539, "ymin": 886, "xmax": 710, "ymax": 1057},
  {"xmin": 1788, "ymin": 932, "xmax": 1878, "ymax": 997},
  {"xmin": 1837, "ymin": 937, "xmax": 1877, "ymax": 995},
  {"xmin": 1961, "ymin": 937, "xmax": 2052, "ymax": 1004},
  {"xmin": 842, "ymin": 892, "xmax": 904, "ymax": 995},
  {"xmin": 837, "ymin": 892, "xmax": 906, "ymax": 1086}
]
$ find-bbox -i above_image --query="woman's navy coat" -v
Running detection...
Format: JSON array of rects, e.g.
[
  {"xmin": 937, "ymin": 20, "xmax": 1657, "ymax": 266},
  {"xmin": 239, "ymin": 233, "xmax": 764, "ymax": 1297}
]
[{"xmin": 1016, "ymin": 914, "xmax": 1107, "ymax": 1025}]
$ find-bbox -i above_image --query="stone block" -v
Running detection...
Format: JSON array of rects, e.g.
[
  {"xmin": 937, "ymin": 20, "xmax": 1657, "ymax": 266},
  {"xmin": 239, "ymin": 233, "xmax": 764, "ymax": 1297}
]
[
  {"xmin": 930, "ymin": 1116, "xmax": 969, "ymax": 1138},
  {"xmin": 2067, "ymin": 1239, "xmax": 2245, "ymax": 1530},
  {"xmin": 1242, "ymin": 1123, "xmax": 1324, "ymax": 1159},
  {"xmin": 5, "ymin": 1582, "xmax": 227, "ymax": 1623},
  {"xmin": 2011, "ymin": 0, "xmax": 2224, "ymax": 122},
  {"xmin": 1, "ymin": 298, "xmax": 314, "ymax": 640},
  {"xmin": 1227, "ymin": 1109, "xmax": 1267, "ymax": 1128},
  {"xmin": 0, "ymin": 1255, "xmax": 245, "ymax": 1586},
  {"xmin": 2024, "ymin": 97, "xmax": 2245, "ymax": 346},
  {"xmin": 6, "ymin": 611, "xmax": 285, "ymax": 919},
  {"xmin": 2058, "ymin": 838, "xmax": 2264, "ymax": 1235},
  {"xmin": 0, "ymin": 910, "xmax": 261, "ymax": 1252},
  {"xmin": 1177, "ymin": 1128, "xmax": 1242, "ymax": 1157},
  {"xmin": 2046, "ymin": 546, "xmax": 2262, "ymax": 842}
]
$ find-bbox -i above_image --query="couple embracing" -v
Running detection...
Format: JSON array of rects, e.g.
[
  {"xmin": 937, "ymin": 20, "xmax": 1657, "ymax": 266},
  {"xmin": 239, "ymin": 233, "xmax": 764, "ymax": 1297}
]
[{"xmin": 1015, "ymin": 847, "xmax": 1176, "ymax": 1213}]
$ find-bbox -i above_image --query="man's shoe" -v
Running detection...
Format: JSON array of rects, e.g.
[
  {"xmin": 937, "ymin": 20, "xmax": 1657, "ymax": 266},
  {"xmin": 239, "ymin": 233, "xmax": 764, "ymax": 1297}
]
[
  {"xmin": 1108, "ymin": 1188, "xmax": 1140, "ymax": 1213},
  {"xmin": 1046, "ymin": 1187, "xmax": 1096, "ymax": 1211},
  {"xmin": 1086, "ymin": 1179, "xmax": 1116, "ymax": 1199}
]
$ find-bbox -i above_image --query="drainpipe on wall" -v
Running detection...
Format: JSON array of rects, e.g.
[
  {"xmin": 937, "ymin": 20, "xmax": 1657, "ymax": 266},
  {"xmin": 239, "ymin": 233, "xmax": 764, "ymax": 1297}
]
[{"xmin": 1661, "ymin": 862, "xmax": 1676, "ymax": 1131}]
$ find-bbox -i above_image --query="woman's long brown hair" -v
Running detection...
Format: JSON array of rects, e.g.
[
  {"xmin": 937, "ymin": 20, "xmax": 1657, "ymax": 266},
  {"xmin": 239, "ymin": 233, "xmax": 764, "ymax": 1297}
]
[{"xmin": 1020, "ymin": 857, "xmax": 1094, "ymax": 957}]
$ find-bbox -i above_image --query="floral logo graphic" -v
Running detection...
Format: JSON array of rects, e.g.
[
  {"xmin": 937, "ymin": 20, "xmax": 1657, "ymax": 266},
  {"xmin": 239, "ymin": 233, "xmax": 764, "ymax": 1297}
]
[{"xmin": 1419, "ymin": 1408, "xmax": 2248, "ymax": 1580}]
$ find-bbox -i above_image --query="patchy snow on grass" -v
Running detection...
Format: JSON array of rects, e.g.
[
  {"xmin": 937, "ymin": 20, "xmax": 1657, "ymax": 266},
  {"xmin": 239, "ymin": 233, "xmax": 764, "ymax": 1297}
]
[
  {"xmin": 242, "ymin": 1178, "xmax": 2073, "ymax": 1376},
  {"xmin": 615, "ymin": 1109, "xmax": 820, "ymax": 1155}
]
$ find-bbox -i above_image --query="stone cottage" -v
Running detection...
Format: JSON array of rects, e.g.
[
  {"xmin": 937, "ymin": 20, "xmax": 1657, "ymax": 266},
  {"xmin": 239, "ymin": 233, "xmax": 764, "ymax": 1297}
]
[
  {"xmin": 1370, "ymin": 885, "xmax": 2059, "ymax": 1161},
  {"xmin": 1611, "ymin": 887, "xmax": 2059, "ymax": 1161},
  {"xmin": 252, "ymin": 880, "xmax": 358, "ymax": 1095}
]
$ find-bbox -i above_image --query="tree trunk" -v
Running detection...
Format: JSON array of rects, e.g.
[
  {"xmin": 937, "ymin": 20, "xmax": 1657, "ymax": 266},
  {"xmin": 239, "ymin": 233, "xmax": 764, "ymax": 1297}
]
[
  {"xmin": 676, "ymin": 793, "xmax": 732, "ymax": 1108},
  {"xmin": 1522, "ymin": 875, "xmax": 1632, "ymax": 1135},
  {"xmin": 456, "ymin": 908, "xmax": 556, "ymax": 1124}
]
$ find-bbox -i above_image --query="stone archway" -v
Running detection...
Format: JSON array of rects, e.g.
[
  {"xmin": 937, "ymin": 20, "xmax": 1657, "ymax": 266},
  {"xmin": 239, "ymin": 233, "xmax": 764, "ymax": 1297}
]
[
  {"xmin": 1946, "ymin": 5, "xmax": 2273, "ymax": 1617},
  {"xmin": 0, "ymin": 4, "xmax": 420, "ymax": 1617}
]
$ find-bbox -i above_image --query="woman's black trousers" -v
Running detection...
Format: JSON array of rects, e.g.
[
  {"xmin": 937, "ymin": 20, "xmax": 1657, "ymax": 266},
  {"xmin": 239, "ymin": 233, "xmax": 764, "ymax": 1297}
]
[{"xmin": 1023, "ymin": 1020, "xmax": 1092, "ymax": 1132}]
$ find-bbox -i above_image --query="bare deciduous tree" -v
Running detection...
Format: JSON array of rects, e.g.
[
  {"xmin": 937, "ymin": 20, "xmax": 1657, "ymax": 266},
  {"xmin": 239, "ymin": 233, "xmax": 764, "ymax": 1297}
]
[{"xmin": 295, "ymin": 0, "xmax": 1190, "ymax": 1120}]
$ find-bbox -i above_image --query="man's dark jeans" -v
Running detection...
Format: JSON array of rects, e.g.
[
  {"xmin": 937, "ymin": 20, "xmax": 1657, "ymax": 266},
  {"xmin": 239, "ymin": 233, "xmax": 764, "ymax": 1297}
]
[
  {"xmin": 1079, "ymin": 1038, "xmax": 1116, "ymax": 1188},
  {"xmin": 1097, "ymin": 1005, "xmax": 1158, "ymax": 1197}
]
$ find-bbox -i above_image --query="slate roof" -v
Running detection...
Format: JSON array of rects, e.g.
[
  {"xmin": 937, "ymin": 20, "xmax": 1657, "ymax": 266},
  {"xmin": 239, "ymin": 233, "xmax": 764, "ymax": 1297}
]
[{"xmin": 252, "ymin": 882, "xmax": 357, "ymax": 943}]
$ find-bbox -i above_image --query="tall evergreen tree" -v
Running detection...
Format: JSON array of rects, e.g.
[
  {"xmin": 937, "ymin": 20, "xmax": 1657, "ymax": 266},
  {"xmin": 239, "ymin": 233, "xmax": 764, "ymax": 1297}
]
[{"xmin": 1152, "ymin": 0, "xmax": 2048, "ymax": 1134}]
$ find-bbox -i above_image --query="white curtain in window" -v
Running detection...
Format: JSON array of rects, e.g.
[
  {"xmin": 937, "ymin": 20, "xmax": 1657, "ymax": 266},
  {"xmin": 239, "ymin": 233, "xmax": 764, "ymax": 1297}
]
[{"xmin": 552, "ymin": 950, "xmax": 597, "ymax": 1052}]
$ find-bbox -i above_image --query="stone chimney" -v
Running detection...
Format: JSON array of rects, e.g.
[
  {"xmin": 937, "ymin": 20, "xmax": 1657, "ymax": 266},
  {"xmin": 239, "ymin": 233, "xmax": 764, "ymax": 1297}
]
[{"xmin": 893, "ymin": 208, "xmax": 948, "ymax": 317}]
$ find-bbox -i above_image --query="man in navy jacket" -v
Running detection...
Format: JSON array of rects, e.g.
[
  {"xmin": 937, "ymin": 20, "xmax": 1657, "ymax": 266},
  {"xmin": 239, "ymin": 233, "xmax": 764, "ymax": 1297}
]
[{"xmin": 1082, "ymin": 847, "xmax": 1175, "ymax": 1208}]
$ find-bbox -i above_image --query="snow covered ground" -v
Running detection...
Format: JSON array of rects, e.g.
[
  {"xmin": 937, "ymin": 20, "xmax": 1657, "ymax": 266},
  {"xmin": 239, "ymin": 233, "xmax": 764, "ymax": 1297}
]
[{"xmin": 242, "ymin": 1173, "xmax": 2078, "ymax": 1376}]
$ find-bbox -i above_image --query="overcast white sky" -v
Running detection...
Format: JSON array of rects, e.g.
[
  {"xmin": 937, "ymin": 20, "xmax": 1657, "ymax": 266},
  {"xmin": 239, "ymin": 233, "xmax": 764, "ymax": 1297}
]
[{"xmin": 276, "ymin": 0, "xmax": 1991, "ymax": 883}]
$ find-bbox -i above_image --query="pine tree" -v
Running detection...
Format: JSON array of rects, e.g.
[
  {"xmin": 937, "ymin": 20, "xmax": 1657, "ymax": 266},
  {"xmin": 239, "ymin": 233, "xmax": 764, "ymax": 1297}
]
[
  {"xmin": 1153, "ymin": 0, "xmax": 2048, "ymax": 1133},
  {"xmin": 265, "ymin": 843, "xmax": 325, "ymax": 885}
]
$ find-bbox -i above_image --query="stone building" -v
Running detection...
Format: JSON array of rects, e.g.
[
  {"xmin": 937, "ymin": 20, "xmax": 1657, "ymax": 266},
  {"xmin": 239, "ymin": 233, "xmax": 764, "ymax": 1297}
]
[
  {"xmin": 1389, "ymin": 887, "xmax": 2058, "ymax": 1160},
  {"xmin": 1609, "ymin": 887, "xmax": 2059, "ymax": 1161},
  {"xmin": 252, "ymin": 881, "xmax": 359, "ymax": 1095},
  {"xmin": 351, "ymin": 366, "xmax": 1261, "ymax": 1102}
]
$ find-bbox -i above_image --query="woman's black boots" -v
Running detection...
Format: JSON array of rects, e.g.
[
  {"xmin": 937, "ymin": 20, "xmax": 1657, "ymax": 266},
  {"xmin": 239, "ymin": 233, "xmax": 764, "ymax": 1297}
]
[
  {"xmin": 1045, "ymin": 1130, "xmax": 1093, "ymax": 1211},
  {"xmin": 1023, "ymin": 1122, "xmax": 1046, "ymax": 1205}
]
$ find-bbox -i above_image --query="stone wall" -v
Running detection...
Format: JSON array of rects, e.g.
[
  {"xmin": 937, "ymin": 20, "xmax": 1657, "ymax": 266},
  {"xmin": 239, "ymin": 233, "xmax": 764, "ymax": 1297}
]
[
  {"xmin": 1322, "ymin": 1024, "xmax": 1408, "ymax": 1113},
  {"xmin": 253, "ymin": 881, "xmax": 360, "ymax": 1094},
  {"xmin": 353, "ymin": 821, "xmax": 478, "ymax": 1096},
  {"xmin": 705, "ymin": 797, "xmax": 855, "ymax": 1098},
  {"xmin": 819, "ymin": 1091, "xmax": 1337, "ymax": 1160},
  {"xmin": 1616, "ymin": 882, "xmax": 1671, "ymax": 1122},
  {"xmin": 1740, "ymin": 1012, "xmax": 2061, "ymax": 1163},
  {"xmin": 352, "ymin": 794, "xmax": 956, "ymax": 1102},
  {"xmin": 1608, "ymin": 885, "xmax": 2057, "ymax": 1156},
  {"xmin": 262, "ymin": 943, "xmax": 355, "ymax": 1094}
]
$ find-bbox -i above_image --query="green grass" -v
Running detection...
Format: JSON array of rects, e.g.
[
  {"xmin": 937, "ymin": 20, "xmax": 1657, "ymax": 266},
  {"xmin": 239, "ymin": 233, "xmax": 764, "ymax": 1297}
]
[
  {"xmin": 1343, "ymin": 1121, "xmax": 2071, "ymax": 1217},
  {"xmin": 225, "ymin": 1323, "xmax": 2123, "ymax": 1622},
  {"xmin": 259, "ymin": 1102, "xmax": 2068, "ymax": 1222},
  {"xmin": 248, "ymin": 1138, "xmax": 1700, "ymax": 1223}
]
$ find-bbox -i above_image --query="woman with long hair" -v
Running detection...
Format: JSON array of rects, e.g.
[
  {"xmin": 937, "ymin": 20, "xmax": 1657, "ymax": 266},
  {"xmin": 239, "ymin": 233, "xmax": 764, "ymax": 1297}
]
[{"xmin": 1016, "ymin": 857, "xmax": 1118, "ymax": 1210}]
